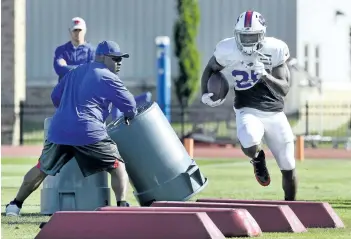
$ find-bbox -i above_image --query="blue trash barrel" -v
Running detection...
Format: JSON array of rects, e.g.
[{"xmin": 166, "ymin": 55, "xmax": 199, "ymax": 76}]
[{"xmin": 107, "ymin": 102, "xmax": 208, "ymax": 206}]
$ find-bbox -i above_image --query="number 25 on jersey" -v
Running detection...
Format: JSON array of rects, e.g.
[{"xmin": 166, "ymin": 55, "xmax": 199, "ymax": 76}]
[{"xmin": 232, "ymin": 70, "xmax": 259, "ymax": 90}]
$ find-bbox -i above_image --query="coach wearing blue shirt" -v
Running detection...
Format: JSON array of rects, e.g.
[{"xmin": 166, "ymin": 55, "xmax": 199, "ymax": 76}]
[
  {"xmin": 49, "ymin": 41, "xmax": 137, "ymax": 145},
  {"xmin": 53, "ymin": 17, "xmax": 95, "ymax": 79},
  {"xmin": 5, "ymin": 40, "xmax": 136, "ymax": 216}
]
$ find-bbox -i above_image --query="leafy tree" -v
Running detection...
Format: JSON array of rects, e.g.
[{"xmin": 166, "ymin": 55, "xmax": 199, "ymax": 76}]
[{"xmin": 173, "ymin": 0, "xmax": 201, "ymax": 108}]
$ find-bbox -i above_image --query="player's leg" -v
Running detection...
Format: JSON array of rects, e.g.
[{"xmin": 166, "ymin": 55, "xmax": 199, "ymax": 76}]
[
  {"xmin": 73, "ymin": 136, "xmax": 130, "ymax": 207},
  {"xmin": 5, "ymin": 142, "xmax": 74, "ymax": 216},
  {"xmin": 235, "ymin": 108, "xmax": 270, "ymax": 186},
  {"xmin": 262, "ymin": 112, "xmax": 297, "ymax": 200}
]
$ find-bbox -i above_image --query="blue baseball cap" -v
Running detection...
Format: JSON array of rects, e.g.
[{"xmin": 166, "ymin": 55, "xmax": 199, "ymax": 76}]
[{"xmin": 95, "ymin": 40, "xmax": 129, "ymax": 58}]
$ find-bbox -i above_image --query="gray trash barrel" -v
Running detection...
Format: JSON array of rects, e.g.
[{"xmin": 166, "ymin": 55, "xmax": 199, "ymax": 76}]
[
  {"xmin": 107, "ymin": 102, "xmax": 208, "ymax": 206},
  {"xmin": 40, "ymin": 117, "xmax": 110, "ymax": 215}
]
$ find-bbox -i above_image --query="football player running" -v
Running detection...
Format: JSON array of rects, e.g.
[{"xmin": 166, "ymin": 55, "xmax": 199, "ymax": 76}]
[{"xmin": 201, "ymin": 10, "xmax": 297, "ymax": 201}]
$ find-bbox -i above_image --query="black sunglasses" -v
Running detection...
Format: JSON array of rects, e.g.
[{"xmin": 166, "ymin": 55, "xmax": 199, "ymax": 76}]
[{"xmin": 111, "ymin": 57, "xmax": 123, "ymax": 62}]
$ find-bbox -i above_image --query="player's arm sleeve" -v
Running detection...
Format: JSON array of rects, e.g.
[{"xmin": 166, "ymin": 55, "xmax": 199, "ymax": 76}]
[
  {"xmin": 102, "ymin": 75, "xmax": 137, "ymax": 118},
  {"xmin": 51, "ymin": 73, "xmax": 69, "ymax": 108},
  {"xmin": 201, "ymin": 43, "xmax": 226, "ymax": 94},
  {"xmin": 261, "ymin": 40, "xmax": 291, "ymax": 96},
  {"xmin": 273, "ymin": 41, "xmax": 290, "ymax": 67},
  {"xmin": 53, "ymin": 47, "xmax": 77, "ymax": 77},
  {"xmin": 213, "ymin": 42, "xmax": 229, "ymax": 68}
]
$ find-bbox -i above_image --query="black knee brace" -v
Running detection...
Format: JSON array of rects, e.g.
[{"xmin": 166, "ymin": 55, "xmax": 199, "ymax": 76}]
[{"xmin": 241, "ymin": 145, "xmax": 261, "ymax": 159}]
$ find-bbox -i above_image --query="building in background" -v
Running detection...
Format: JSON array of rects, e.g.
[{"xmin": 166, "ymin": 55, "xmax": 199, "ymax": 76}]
[
  {"xmin": 2, "ymin": 0, "xmax": 351, "ymax": 144},
  {"xmin": 25, "ymin": 0, "xmax": 351, "ymax": 102}
]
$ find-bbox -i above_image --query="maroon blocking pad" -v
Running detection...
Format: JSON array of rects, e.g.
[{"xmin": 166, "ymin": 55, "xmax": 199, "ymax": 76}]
[
  {"xmin": 96, "ymin": 206, "xmax": 262, "ymax": 237},
  {"xmin": 151, "ymin": 201, "xmax": 307, "ymax": 233},
  {"xmin": 35, "ymin": 211, "xmax": 226, "ymax": 239},
  {"xmin": 197, "ymin": 198, "xmax": 345, "ymax": 228}
]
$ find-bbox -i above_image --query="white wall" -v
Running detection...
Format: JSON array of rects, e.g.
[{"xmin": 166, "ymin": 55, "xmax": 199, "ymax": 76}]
[
  {"xmin": 296, "ymin": 0, "xmax": 351, "ymax": 84},
  {"xmin": 26, "ymin": 0, "xmax": 297, "ymax": 86}
]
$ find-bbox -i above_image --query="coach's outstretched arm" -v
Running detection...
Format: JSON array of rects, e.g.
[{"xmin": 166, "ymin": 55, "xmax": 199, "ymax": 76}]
[
  {"xmin": 102, "ymin": 75, "xmax": 137, "ymax": 119},
  {"xmin": 201, "ymin": 56, "xmax": 225, "ymax": 107}
]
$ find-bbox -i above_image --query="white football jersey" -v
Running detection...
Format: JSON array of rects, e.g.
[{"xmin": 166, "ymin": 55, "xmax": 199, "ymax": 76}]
[{"xmin": 214, "ymin": 37, "xmax": 290, "ymax": 91}]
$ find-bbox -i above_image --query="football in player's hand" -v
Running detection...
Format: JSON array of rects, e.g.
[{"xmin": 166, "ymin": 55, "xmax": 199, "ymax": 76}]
[{"xmin": 207, "ymin": 72, "xmax": 229, "ymax": 101}]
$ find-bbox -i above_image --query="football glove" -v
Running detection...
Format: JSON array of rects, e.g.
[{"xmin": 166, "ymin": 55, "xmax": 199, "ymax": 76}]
[
  {"xmin": 201, "ymin": 93, "xmax": 225, "ymax": 107},
  {"xmin": 252, "ymin": 60, "xmax": 268, "ymax": 77}
]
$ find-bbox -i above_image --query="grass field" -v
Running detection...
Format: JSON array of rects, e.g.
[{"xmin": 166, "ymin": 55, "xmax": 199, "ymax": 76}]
[{"xmin": 1, "ymin": 157, "xmax": 351, "ymax": 239}]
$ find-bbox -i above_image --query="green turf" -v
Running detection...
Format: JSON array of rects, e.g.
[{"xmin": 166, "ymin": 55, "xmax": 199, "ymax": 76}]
[{"xmin": 1, "ymin": 157, "xmax": 351, "ymax": 238}]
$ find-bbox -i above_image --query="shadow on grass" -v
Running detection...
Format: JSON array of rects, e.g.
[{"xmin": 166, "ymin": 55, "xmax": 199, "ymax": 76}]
[
  {"xmin": 333, "ymin": 206, "xmax": 351, "ymax": 209},
  {"xmin": 326, "ymin": 199, "xmax": 351, "ymax": 204},
  {"xmin": 2, "ymin": 213, "xmax": 49, "ymax": 229},
  {"xmin": 3, "ymin": 221, "xmax": 43, "ymax": 226},
  {"xmin": 317, "ymin": 199, "xmax": 351, "ymax": 209},
  {"xmin": 2, "ymin": 212, "xmax": 50, "ymax": 228},
  {"xmin": 1, "ymin": 212, "xmax": 47, "ymax": 218}
]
